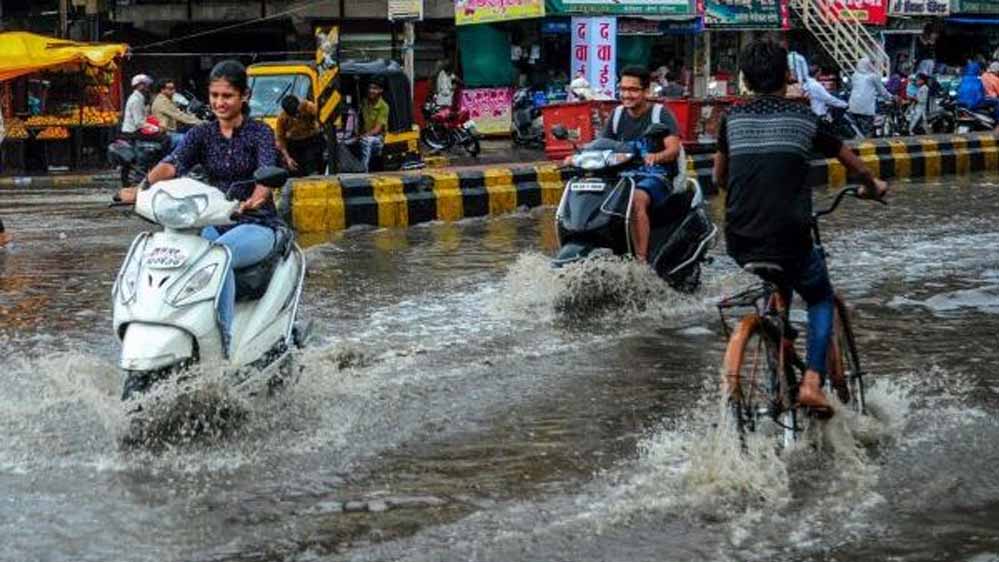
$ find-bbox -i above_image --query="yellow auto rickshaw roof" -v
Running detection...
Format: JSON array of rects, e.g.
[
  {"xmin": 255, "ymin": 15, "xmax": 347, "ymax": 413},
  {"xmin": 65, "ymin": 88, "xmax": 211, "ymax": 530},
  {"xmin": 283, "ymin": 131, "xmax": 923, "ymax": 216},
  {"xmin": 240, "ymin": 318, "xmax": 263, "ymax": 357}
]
[{"xmin": 0, "ymin": 32, "xmax": 128, "ymax": 82}]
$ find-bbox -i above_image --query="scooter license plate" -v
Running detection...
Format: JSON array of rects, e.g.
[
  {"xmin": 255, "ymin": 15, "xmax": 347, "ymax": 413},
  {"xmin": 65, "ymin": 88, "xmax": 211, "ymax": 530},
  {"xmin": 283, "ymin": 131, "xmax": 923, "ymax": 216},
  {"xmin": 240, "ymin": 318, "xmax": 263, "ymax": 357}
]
[
  {"xmin": 569, "ymin": 179, "xmax": 606, "ymax": 192},
  {"xmin": 957, "ymin": 125, "xmax": 970, "ymax": 134},
  {"xmin": 145, "ymin": 246, "xmax": 188, "ymax": 269}
]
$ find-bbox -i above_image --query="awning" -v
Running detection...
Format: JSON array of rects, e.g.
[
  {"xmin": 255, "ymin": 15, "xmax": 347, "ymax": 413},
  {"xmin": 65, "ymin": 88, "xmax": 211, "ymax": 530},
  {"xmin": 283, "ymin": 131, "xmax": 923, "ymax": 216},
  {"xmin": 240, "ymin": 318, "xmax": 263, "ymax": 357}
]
[
  {"xmin": 946, "ymin": 16, "xmax": 999, "ymax": 23},
  {"xmin": 0, "ymin": 32, "xmax": 128, "ymax": 82}
]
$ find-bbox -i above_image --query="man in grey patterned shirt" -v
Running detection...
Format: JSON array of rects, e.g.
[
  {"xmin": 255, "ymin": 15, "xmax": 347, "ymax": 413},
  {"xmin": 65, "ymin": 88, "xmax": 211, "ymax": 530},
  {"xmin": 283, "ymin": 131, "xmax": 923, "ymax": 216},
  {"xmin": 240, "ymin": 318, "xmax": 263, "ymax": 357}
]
[{"xmin": 713, "ymin": 40, "xmax": 889, "ymax": 411}]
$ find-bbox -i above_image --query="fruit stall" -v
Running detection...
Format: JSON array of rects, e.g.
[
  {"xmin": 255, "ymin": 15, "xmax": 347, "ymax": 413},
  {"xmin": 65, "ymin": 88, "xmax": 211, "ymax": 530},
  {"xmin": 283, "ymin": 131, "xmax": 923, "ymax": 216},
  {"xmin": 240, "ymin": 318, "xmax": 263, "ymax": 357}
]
[{"xmin": 0, "ymin": 32, "xmax": 127, "ymax": 173}]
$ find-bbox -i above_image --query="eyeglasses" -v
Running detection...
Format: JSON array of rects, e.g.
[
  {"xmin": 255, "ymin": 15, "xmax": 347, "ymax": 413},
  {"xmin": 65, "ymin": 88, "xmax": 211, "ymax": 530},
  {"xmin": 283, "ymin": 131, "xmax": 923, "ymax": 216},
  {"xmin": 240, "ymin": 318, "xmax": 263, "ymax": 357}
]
[{"xmin": 619, "ymin": 86, "xmax": 644, "ymax": 93}]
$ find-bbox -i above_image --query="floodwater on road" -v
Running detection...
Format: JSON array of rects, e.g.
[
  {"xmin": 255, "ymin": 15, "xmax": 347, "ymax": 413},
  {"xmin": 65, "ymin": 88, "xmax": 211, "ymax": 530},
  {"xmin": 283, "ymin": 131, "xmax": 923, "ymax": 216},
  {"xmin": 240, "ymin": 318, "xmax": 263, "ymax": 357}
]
[{"xmin": 1, "ymin": 175, "xmax": 997, "ymax": 562}]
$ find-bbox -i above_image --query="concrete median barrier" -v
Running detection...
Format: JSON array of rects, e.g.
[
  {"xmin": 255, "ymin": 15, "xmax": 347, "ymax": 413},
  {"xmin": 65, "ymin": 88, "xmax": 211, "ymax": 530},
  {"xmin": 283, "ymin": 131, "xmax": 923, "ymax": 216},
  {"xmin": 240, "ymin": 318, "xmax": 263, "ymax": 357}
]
[{"xmin": 282, "ymin": 132, "xmax": 998, "ymax": 235}]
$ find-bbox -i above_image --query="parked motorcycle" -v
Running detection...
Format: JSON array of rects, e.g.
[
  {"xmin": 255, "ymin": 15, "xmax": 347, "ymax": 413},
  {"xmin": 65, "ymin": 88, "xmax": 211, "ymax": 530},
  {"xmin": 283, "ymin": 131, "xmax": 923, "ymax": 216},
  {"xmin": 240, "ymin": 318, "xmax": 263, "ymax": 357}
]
[
  {"xmin": 551, "ymin": 124, "xmax": 717, "ymax": 293},
  {"xmin": 420, "ymin": 99, "xmax": 481, "ymax": 157},
  {"xmin": 910, "ymin": 94, "xmax": 957, "ymax": 135},
  {"xmin": 825, "ymin": 106, "xmax": 864, "ymax": 140},
  {"xmin": 511, "ymin": 87, "xmax": 544, "ymax": 148},
  {"xmin": 949, "ymin": 94, "xmax": 997, "ymax": 133},
  {"xmin": 108, "ymin": 93, "xmax": 211, "ymax": 188},
  {"xmin": 111, "ymin": 166, "xmax": 307, "ymax": 401}
]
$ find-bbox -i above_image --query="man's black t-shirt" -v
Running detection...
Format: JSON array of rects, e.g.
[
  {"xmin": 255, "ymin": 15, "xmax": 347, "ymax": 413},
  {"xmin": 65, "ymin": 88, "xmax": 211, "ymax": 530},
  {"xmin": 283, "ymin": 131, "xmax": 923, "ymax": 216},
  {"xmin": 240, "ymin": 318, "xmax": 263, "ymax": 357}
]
[
  {"xmin": 601, "ymin": 103, "xmax": 681, "ymax": 179},
  {"xmin": 601, "ymin": 103, "xmax": 679, "ymax": 144},
  {"xmin": 717, "ymin": 95, "xmax": 843, "ymax": 263}
]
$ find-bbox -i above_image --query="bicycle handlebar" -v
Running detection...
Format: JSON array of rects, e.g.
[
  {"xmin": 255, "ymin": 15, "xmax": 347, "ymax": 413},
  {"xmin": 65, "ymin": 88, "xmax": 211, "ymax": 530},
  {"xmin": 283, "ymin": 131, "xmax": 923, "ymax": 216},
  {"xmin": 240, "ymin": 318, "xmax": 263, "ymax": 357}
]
[{"xmin": 813, "ymin": 185, "xmax": 887, "ymax": 219}]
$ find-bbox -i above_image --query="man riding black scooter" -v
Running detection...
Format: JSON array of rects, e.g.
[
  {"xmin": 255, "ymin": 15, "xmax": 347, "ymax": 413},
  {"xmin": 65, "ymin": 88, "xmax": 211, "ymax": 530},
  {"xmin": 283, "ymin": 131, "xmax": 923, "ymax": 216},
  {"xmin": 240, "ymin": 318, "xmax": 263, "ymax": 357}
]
[
  {"xmin": 553, "ymin": 65, "xmax": 717, "ymax": 293},
  {"xmin": 594, "ymin": 65, "xmax": 682, "ymax": 264}
]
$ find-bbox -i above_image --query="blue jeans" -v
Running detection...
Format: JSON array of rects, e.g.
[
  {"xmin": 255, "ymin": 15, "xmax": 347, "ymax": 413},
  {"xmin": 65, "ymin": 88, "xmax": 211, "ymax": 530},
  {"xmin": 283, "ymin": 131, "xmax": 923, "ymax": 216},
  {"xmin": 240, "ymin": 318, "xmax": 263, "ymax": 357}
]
[
  {"xmin": 202, "ymin": 224, "xmax": 276, "ymax": 356},
  {"xmin": 359, "ymin": 135, "xmax": 384, "ymax": 172},
  {"xmin": 754, "ymin": 248, "xmax": 835, "ymax": 378}
]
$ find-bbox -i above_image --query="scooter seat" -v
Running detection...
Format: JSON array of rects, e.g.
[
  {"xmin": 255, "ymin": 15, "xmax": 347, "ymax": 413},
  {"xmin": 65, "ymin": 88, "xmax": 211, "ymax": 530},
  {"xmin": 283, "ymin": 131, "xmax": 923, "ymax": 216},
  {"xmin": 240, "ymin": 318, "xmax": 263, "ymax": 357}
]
[{"xmin": 234, "ymin": 226, "xmax": 294, "ymax": 302}]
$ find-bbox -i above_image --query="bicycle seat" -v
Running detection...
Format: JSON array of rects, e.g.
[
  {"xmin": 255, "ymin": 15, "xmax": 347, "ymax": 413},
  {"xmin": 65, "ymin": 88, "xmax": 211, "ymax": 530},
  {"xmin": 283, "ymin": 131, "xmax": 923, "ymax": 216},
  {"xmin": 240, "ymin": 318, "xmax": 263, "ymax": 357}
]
[{"xmin": 743, "ymin": 261, "xmax": 784, "ymax": 276}]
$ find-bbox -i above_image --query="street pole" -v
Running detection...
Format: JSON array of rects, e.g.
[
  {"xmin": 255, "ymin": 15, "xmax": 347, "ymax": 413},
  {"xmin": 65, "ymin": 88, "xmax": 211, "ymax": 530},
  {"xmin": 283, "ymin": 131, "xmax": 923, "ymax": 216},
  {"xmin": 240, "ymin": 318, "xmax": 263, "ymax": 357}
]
[
  {"xmin": 403, "ymin": 21, "xmax": 415, "ymax": 98},
  {"xmin": 59, "ymin": 0, "xmax": 69, "ymax": 38}
]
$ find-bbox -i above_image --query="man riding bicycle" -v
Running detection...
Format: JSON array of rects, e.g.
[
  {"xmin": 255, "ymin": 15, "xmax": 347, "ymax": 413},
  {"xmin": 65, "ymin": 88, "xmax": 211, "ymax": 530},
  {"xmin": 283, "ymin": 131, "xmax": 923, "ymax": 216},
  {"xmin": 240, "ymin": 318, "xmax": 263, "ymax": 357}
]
[{"xmin": 713, "ymin": 40, "xmax": 889, "ymax": 411}]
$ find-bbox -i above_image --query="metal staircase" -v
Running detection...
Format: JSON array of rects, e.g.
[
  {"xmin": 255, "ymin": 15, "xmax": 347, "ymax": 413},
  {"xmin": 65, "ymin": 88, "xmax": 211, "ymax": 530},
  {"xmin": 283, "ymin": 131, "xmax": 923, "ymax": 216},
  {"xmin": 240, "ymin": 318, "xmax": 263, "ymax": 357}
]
[{"xmin": 790, "ymin": 0, "xmax": 889, "ymax": 77}]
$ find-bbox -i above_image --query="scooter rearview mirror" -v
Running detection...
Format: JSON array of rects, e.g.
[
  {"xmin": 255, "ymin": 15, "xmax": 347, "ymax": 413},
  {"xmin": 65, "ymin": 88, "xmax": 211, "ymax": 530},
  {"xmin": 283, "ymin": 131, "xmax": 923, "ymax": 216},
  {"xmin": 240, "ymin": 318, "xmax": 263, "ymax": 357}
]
[{"xmin": 254, "ymin": 166, "xmax": 290, "ymax": 188}]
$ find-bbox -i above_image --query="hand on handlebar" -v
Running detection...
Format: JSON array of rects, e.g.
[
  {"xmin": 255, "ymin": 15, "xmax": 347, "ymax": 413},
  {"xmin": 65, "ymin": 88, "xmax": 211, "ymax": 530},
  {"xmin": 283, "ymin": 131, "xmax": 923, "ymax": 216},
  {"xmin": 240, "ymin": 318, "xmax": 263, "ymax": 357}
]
[
  {"xmin": 858, "ymin": 178, "xmax": 890, "ymax": 203},
  {"xmin": 114, "ymin": 186, "xmax": 138, "ymax": 205}
]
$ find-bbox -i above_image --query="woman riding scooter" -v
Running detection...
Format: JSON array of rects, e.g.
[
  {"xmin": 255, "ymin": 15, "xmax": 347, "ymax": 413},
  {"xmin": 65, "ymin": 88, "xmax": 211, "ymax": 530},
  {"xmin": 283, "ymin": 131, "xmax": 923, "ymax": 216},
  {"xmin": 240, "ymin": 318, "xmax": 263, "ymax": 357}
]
[{"xmin": 115, "ymin": 60, "xmax": 281, "ymax": 356}]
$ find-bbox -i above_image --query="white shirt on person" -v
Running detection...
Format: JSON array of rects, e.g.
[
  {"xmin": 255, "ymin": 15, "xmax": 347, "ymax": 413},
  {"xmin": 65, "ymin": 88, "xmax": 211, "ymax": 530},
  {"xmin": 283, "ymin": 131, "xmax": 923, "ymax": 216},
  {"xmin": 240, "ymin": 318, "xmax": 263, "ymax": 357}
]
[
  {"xmin": 435, "ymin": 71, "xmax": 457, "ymax": 107},
  {"xmin": 803, "ymin": 77, "xmax": 847, "ymax": 116},
  {"xmin": 121, "ymin": 89, "xmax": 148, "ymax": 134}
]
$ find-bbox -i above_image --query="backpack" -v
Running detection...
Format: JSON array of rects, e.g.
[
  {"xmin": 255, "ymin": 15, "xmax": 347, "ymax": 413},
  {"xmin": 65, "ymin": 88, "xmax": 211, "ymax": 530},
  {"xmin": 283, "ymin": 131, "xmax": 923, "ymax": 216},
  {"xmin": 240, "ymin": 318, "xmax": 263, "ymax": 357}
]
[
  {"xmin": 611, "ymin": 104, "xmax": 690, "ymax": 196},
  {"xmin": 611, "ymin": 103, "xmax": 664, "ymax": 138}
]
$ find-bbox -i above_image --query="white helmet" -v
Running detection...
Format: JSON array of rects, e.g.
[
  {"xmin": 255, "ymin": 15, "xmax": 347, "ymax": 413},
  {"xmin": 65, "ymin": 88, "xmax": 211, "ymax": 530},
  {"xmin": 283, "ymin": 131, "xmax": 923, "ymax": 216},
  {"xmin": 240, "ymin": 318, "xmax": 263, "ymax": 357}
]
[{"xmin": 131, "ymin": 74, "xmax": 153, "ymax": 87}]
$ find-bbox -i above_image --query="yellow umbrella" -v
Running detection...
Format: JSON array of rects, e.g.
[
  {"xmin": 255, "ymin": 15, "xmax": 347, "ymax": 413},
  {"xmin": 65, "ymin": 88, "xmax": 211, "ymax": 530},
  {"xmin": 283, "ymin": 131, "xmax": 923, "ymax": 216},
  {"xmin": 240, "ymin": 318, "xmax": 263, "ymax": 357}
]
[{"xmin": 0, "ymin": 31, "xmax": 128, "ymax": 82}]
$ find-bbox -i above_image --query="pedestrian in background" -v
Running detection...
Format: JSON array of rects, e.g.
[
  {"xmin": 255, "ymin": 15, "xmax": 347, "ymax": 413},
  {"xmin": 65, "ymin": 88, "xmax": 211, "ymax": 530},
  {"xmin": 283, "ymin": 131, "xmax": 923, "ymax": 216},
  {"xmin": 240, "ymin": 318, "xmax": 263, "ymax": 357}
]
[
  {"xmin": 276, "ymin": 95, "xmax": 324, "ymax": 176},
  {"xmin": 121, "ymin": 74, "xmax": 153, "ymax": 136},
  {"xmin": 358, "ymin": 77, "xmax": 389, "ymax": 172},
  {"xmin": 151, "ymin": 78, "xmax": 203, "ymax": 150},
  {"xmin": 434, "ymin": 61, "xmax": 459, "ymax": 109},
  {"xmin": 848, "ymin": 57, "xmax": 893, "ymax": 137}
]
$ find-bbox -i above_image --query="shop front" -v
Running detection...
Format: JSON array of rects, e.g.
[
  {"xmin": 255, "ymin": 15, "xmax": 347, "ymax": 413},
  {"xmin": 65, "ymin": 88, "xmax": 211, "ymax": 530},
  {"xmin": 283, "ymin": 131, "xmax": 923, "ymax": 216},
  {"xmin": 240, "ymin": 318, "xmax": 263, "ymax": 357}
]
[
  {"xmin": 944, "ymin": 0, "xmax": 999, "ymax": 64},
  {"xmin": 0, "ymin": 32, "xmax": 127, "ymax": 174}
]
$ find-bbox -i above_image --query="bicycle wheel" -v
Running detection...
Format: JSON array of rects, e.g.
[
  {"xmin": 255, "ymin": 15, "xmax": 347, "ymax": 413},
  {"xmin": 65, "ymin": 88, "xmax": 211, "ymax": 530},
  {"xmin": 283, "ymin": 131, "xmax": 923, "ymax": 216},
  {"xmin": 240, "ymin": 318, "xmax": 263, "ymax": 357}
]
[
  {"xmin": 827, "ymin": 296, "xmax": 866, "ymax": 415},
  {"xmin": 723, "ymin": 316, "xmax": 798, "ymax": 449}
]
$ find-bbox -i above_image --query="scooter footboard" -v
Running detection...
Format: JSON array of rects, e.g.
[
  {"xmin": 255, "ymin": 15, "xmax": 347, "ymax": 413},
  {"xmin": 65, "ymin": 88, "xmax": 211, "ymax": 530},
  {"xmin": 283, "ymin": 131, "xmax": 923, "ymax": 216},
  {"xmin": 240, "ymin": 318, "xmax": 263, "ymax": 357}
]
[
  {"xmin": 651, "ymin": 209, "xmax": 718, "ymax": 277},
  {"xmin": 120, "ymin": 323, "xmax": 194, "ymax": 372}
]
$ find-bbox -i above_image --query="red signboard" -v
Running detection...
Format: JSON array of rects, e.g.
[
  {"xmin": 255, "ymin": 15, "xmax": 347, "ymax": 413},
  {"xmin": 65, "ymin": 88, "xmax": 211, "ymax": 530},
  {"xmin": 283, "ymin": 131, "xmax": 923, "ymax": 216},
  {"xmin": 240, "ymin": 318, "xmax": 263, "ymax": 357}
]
[{"xmin": 822, "ymin": 0, "xmax": 888, "ymax": 24}]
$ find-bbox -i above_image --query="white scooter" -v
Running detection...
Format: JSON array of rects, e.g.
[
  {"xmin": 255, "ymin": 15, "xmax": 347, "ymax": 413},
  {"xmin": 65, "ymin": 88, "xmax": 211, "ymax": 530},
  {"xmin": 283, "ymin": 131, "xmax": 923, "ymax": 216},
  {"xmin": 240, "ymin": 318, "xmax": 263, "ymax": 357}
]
[{"xmin": 112, "ymin": 167, "xmax": 307, "ymax": 400}]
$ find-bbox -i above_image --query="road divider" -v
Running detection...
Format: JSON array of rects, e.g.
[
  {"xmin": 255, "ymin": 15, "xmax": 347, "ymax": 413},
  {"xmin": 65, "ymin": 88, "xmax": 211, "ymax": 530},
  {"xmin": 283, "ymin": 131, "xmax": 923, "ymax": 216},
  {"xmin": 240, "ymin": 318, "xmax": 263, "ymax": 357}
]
[{"xmin": 286, "ymin": 132, "xmax": 999, "ymax": 235}]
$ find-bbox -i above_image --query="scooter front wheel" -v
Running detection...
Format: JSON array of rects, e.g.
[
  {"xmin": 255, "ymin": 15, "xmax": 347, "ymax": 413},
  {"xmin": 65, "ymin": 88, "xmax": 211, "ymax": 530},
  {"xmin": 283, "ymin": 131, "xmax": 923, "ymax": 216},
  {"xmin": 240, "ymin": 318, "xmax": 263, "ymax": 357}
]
[
  {"xmin": 421, "ymin": 126, "xmax": 450, "ymax": 151},
  {"xmin": 462, "ymin": 135, "xmax": 481, "ymax": 157}
]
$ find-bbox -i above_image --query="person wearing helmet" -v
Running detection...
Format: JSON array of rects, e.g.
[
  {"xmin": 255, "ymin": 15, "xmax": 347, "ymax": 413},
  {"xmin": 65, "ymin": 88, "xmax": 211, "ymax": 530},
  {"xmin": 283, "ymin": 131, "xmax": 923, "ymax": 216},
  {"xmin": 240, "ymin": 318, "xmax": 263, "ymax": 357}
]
[
  {"xmin": 358, "ymin": 76, "xmax": 389, "ymax": 172},
  {"xmin": 121, "ymin": 74, "xmax": 153, "ymax": 136}
]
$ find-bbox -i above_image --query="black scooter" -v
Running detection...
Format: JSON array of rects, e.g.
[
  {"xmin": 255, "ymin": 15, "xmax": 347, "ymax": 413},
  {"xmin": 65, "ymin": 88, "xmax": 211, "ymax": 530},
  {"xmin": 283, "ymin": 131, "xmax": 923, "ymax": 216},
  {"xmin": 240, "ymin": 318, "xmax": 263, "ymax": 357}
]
[
  {"xmin": 511, "ymin": 88, "xmax": 544, "ymax": 148},
  {"xmin": 551, "ymin": 123, "xmax": 718, "ymax": 293}
]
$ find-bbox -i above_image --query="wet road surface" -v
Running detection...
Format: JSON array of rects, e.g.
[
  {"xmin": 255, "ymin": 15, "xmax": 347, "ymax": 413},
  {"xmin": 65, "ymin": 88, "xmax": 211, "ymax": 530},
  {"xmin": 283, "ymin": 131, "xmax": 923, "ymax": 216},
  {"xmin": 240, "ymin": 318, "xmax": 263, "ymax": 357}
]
[{"xmin": 1, "ymin": 175, "xmax": 998, "ymax": 561}]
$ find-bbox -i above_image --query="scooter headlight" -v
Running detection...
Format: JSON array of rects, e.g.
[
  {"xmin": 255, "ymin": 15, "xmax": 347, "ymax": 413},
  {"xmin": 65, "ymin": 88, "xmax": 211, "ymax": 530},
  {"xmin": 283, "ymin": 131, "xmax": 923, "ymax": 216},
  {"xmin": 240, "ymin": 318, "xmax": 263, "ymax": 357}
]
[
  {"xmin": 572, "ymin": 150, "xmax": 613, "ymax": 171},
  {"xmin": 170, "ymin": 264, "xmax": 218, "ymax": 306},
  {"xmin": 605, "ymin": 152, "xmax": 633, "ymax": 167},
  {"xmin": 152, "ymin": 191, "xmax": 208, "ymax": 229}
]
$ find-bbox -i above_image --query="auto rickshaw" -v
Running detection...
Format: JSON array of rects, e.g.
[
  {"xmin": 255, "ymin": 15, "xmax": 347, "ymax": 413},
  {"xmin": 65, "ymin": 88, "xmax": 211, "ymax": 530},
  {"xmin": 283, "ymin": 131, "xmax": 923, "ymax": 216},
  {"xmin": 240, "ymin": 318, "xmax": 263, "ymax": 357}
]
[{"xmin": 247, "ymin": 59, "xmax": 422, "ymax": 172}]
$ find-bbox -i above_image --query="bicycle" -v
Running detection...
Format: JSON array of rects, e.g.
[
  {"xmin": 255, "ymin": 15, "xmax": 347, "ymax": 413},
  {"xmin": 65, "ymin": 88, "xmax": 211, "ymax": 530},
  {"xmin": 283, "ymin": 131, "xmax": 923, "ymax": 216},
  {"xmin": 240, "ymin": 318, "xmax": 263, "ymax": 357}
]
[{"xmin": 716, "ymin": 187, "xmax": 886, "ymax": 449}]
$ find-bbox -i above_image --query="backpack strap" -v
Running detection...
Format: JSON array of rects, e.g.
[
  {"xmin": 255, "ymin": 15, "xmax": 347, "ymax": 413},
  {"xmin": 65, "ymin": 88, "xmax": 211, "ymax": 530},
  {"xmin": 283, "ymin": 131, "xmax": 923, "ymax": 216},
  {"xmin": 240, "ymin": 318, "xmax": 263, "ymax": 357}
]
[{"xmin": 612, "ymin": 105, "xmax": 624, "ymax": 136}]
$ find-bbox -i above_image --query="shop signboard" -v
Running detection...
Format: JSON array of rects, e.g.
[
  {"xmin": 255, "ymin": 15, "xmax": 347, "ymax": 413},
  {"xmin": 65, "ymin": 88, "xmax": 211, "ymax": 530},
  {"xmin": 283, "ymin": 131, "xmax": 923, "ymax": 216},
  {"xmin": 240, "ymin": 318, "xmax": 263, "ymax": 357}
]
[
  {"xmin": 455, "ymin": 0, "xmax": 545, "ymax": 25},
  {"xmin": 951, "ymin": 0, "xmax": 999, "ymax": 12},
  {"xmin": 549, "ymin": 0, "xmax": 694, "ymax": 16},
  {"xmin": 888, "ymin": 0, "xmax": 949, "ymax": 15},
  {"xmin": 388, "ymin": 0, "xmax": 423, "ymax": 21},
  {"xmin": 699, "ymin": 0, "xmax": 789, "ymax": 28},
  {"xmin": 460, "ymin": 88, "xmax": 514, "ymax": 135},
  {"xmin": 570, "ymin": 17, "xmax": 617, "ymax": 99},
  {"xmin": 820, "ymin": 0, "xmax": 889, "ymax": 24}
]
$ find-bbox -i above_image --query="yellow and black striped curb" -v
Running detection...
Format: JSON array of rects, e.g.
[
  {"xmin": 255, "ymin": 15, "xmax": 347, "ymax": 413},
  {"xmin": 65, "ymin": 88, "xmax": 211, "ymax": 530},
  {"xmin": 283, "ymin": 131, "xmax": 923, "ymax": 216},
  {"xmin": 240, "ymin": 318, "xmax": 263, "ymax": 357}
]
[
  {"xmin": 287, "ymin": 132, "xmax": 998, "ymax": 234},
  {"xmin": 289, "ymin": 166, "xmax": 572, "ymax": 234}
]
